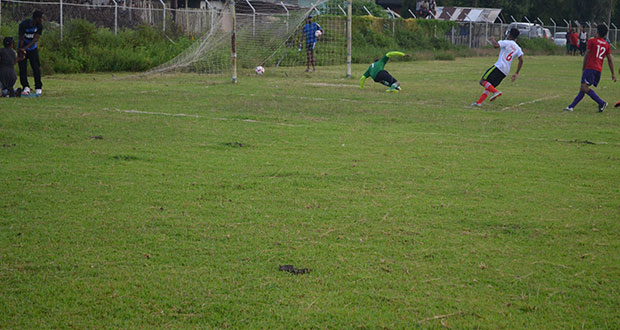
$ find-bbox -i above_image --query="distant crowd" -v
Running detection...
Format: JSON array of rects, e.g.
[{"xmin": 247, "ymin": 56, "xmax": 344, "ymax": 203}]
[{"xmin": 567, "ymin": 26, "xmax": 589, "ymax": 56}]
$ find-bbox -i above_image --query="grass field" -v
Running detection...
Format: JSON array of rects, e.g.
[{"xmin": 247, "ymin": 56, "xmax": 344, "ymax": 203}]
[{"xmin": 2, "ymin": 55, "xmax": 620, "ymax": 328}]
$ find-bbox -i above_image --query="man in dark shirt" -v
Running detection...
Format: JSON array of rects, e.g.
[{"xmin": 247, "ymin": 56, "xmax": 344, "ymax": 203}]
[{"xmin": 18, "ymin": 10, "xmax": 44, "ymax": 96}]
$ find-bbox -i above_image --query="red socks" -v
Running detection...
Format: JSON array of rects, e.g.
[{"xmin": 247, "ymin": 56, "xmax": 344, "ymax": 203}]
[
  {"xmin": 482, "ymin": 81, "xmax": 498, "ymax": 93},
  {"xmin": 474, "ymin": 81, "xmax": 498, "ymax": 104},
  {"xmin": 476, "ymin": 90, "xmax": 490, "ymax": 104}
]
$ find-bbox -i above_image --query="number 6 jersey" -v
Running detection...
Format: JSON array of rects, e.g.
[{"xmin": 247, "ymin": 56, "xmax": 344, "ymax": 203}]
[
  {"xmin": 585, "ymin": 37, "xmax": 610, "ymax": 72},
  {"xmin": 494, "ymin": 40, "xmax": 523, "ymax": 76}
]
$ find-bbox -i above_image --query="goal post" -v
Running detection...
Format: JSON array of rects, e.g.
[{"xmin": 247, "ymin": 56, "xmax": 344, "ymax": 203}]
[{"xmin": 147, "ymin": 0, "xmax": 351, "ymax": 79}]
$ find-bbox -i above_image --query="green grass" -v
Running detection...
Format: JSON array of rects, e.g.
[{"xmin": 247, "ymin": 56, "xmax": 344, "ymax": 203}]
[{"xmin": 1, "ymin": 56, "xmax": 620, "ymax": 328}]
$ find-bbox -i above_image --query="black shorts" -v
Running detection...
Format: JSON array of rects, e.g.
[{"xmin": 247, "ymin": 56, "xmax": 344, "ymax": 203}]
[
  {"xmin": 306, "ymin": 42, "xmax": 316, "ymax": 53},
  {"xmin": 374, "ymin": 70, "xmax": 397, "ymax": 86},
  {"xmin": 481, "ymin": 66, "xmax": 506, "ymax": 87}
]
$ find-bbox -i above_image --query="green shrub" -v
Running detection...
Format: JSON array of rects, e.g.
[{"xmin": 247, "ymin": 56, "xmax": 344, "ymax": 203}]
[
  {"xmin": 517, "ymin": 37, "xmax": 557, "ymax": 54},
  {"xmin": 29, "ymin": 21, "xmax": 191, "ymax": 73},
  {"xmin": 65, "ymin": 19, "xmax": 97, "ymax": 47}
]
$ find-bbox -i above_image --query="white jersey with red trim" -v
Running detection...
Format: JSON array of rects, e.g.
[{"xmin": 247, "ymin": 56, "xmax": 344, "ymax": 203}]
[{"xmin": 494, "ymin": 40, "xmax": 523, "ymax": 76}]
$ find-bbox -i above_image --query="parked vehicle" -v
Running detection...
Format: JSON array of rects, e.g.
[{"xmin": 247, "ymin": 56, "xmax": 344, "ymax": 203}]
[
  {"xmin": 505, "ymin": 22, "xmax": 544, "ymax": 38},
  {"xmin": 543, "ymin": 28, "xmax": 553, "ymax": 40},
  {"xmin": 554, "ymin": 32, "xmax": 567, "ymax": 46}
]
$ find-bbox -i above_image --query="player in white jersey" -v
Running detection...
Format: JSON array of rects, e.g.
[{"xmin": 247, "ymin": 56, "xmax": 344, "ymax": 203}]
[{"xmin": 471, "ymin": 28, "xmax": 524, "ymax": 107}]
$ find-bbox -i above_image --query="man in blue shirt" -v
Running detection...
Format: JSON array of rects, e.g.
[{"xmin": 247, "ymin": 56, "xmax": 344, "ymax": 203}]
[
  {"xmin": 18, "ymin": 10, "xmax": 44, "ymax": 96},
  {"xmin": 300, "ymin": 15, "xmax": 322, "ymax": 72}
]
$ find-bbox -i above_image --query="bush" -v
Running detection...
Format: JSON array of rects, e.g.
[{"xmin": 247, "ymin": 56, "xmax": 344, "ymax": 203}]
[
  {"xmin": 31, "ymin": 20, "xmax": 191, "ymax": 74},
  {"xmin": 351, "ymin": 16, "xmax": 459, "ymax": 62},
  {"xmin": 517, "ymin": 37, "xmax": 557, "ymax": 54}
]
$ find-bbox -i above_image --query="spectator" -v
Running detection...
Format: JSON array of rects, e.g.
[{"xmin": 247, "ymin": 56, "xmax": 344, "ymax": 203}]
[
  {"xmin": 569, "ymin": 29, "xmax": 579, "ymax": 56},
  {"xmin": 579, "ymin": 28, "xmax": 587, "ymax": 56},
  {"xmin": 1, "ymin": 37, "xmax": 25, "ymax": 97},
  {"xmin": 417, "ymin": 1, "xmax": 430, "ymax": 19},
  {"xmin": 18, "ymin": 10, "xmax": 44, "ymax": 96}
]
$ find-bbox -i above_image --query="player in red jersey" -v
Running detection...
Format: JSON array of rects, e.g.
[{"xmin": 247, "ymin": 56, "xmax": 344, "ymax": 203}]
[{"xmin": 565, "ymin": 24, "xmax": 616, "ymax": 112}]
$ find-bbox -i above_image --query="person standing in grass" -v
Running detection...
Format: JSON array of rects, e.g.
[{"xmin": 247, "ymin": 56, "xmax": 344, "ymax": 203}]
[
  {"xmin": 360, "ymin": 51, "xmax": 407, "ymax": 93},
  {"xmin": 0, "ymin": 37, "xmax": 25, "ymax": 98},
  {"xmin": 565, "ymin": 24, "xmax": 615, "ymax": 113},
  {"xmin": 471, "ymin": 28, "xmax": 523, "ymax": 107},
  {"xmin": 300, "ymin": 15, "xmax": 322, "ymax": 72},
  {"xmin": 18, "ymin": 10, "xmax": 44, "ymax": 96}
]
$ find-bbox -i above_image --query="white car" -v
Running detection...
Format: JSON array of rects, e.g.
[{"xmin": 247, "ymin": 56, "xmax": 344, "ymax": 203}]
[
  {"xmin": 554, "ymin": 32, "xmax": 567, "ymax": 46},
  {"xmin": 505, "ymin": 22, "xmax": 543, "ymax": 38}
]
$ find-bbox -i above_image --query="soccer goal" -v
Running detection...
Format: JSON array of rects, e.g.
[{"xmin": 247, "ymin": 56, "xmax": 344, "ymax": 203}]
[{"xmin": 147, "ymin": 0, "xmax": 352, "ymax": 79}]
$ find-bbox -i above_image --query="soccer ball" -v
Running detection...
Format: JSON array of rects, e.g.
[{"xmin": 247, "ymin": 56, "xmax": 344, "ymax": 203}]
[
  {"xmin": 315, "ymin": 30, "xmax": 322, "ymax": 38},
  {"xmin": 255, "ymin": 66, "xmax": 265, "ymax": 75}
]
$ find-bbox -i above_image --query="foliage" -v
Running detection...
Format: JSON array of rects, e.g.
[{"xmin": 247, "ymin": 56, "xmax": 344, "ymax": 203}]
[
  {"xmin": 351, "ymin": 16, "xmax": 458, "ymax": 62},
  {"xmin": 516, "ymin": 37, "xmax": 559, "ymax": 54},
  {"xmin": 1, "ymin": 19, "xmax": 192, "ymax": 74}
]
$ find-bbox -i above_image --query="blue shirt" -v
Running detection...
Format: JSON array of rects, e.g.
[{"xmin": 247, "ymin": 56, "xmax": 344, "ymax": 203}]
[
  {"xmin": 302, "ymin": 22, "xmax": 322, "ymax": 45},
  {"xmin": 19, "ymin": 19, "xmax": 43, "ymax": 51}
]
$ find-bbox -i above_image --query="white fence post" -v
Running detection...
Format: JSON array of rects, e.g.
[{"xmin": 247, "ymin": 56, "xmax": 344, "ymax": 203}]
[
  {"xmin": 60, "ymin": 0, "xmax": 63, "ymax": 41},
  {"xmin": 246, "ymin": 0, "xmax": 255, "ymax": 37},
  {"xmin": 612, "ymin": 23, "xmax": 618, "ymax": 43},
  {"xmin": 387, "ymin": 7, "xmax": 394, "ymax": 34},
  {"xmin": 550, "ymin": 18, "xmax": 557, "ymax": 35},
  {"xmin": 280, "ymin": 2, "xmax": 289, "ymax": 32},
  {"xmin": 337, "ymin": 4, "xmax": 346, "ymax": 16},
  {"xmin": 205, "ymin": 0, "xmax": 214, "ymax": 31},
  {"xmin": 159, "ymin": 0, "xmax": 166, "ymax": 31},
  {"xmin": 112, "ymin": 0, "xmax": 118, "ymax": 35},
  {"xmin": 362, "ymin": 5, "xmax": 372, "ymax": 16},
  {"xmin": 469, "ymin": 20, "xmax": 472, "ymax": 48},
  {"xmin": 347, "ymin": 0, "xmax": 351, "ymax": 78}
]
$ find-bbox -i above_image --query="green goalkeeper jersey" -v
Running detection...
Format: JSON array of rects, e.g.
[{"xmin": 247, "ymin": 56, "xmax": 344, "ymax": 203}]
[
  {"xmin": 363, "ymin": 56, "xmax": 389, "ymax": 80},
  {"xmin": 362, "ymin": 51, "xmax": 404, "ymax": 80}
]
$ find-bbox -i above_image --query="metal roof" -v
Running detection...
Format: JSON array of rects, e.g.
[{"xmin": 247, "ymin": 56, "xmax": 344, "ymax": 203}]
[{"xmin": 436, "ymin": 7, "xmax": 502, "ymax": 23}]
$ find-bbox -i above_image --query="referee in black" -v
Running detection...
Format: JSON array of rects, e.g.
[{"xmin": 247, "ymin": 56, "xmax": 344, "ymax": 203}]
[{"xmin": 18, "ymin": 10, "xmax": 44, "ymax": 96}]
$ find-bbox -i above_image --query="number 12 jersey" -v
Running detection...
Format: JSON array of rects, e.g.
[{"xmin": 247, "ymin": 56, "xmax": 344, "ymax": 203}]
[{"xmin": 585, "ymin": 38, "xmax": 610, "ymax": 72}]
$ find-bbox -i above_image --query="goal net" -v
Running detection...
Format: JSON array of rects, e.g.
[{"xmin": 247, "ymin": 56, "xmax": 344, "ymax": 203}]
[{"xmin": 147, "ymin": 0, "xmax": 348, "ymax": 76}]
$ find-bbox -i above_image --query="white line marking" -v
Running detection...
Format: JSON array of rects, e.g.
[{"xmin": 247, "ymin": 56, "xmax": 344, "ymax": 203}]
[
  {"xmin": 304, "ymin": 82, "xmax": 359, "ymax": 88},
  {"xmin": 501, "ymin": 95, "xmax": 560, "ymax": 111},
  {"xmin": 102, "ymin": 108, "xmax": 301, "ymax": 127}
]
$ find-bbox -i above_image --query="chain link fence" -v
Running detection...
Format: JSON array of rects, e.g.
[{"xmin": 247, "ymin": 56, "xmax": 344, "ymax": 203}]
[{"xmin": 2, "ymin": 0, "xmax": 620, "ymax": 47}]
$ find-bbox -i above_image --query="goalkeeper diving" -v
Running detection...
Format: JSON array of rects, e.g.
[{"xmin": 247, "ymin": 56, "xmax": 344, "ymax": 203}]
[{"xmin": 360, "ymin": 51, "xmax": 407, "ymax": 92}]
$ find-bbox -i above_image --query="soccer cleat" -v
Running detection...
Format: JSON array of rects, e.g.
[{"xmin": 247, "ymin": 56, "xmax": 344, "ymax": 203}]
[
  {"xmin": 564, "ymin": 107, "xmax": 574, "ymax": 112},
  {"xmin": 489, "ymin": 91, "xmax": 502, "ymax": 102},
  {"xmin": 598, "ymin": 102, "xmax": 608, "ymax": 113},
  {"xmin": 21, "ymin": 87, "xmax": 31, "ymax": 96},
  {"xmin": 614, "ymin": 100, "xmax": 620, "ymax": 107},
  {"xmin": 471, "ymin": 102, "xmax": 482, "ymax": 107},
  {"xmin": 35, "ymin": 89, "xmax": 42, "ymax": 96}
]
